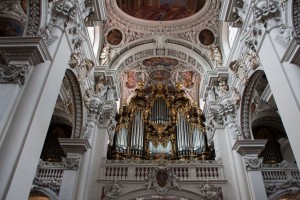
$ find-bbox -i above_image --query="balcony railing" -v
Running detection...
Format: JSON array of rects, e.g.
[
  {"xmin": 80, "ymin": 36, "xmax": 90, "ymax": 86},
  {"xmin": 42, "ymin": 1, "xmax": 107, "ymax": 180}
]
[
  {"xmin": 99, "ymin": 158, "xmax": 225, "ymax": 181},
  {"xmin": 261, "ymin": 161, "xmax": 300, "ymax": 183}
]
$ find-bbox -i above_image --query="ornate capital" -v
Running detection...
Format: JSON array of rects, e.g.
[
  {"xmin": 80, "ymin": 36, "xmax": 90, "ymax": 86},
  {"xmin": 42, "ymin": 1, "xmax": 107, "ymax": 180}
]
[
  {"xmin": 62, "ymin": 156, "xmax": 80, "ymax": 169},
  {"xmin": 0, "ymin": 64, "xmax": 29, "ymax": 85},
  {"xmin": 244, "ymin": 157, "xmax": 263, "ymax": 171}
]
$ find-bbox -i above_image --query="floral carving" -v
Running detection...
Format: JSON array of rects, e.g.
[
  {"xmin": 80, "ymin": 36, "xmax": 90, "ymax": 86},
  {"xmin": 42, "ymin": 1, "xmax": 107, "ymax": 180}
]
[
  {"xmin": 199, "ymin": 182, "xmax": 222, "ymax": 200},
  {"xmin": 104, "ymin": 180, "xmax": 123, "ymax": 200},
  {"xmin": 62, "ymin": 157, "xmax": 80, "ymax": 169},
  {"xmin": 244, "ymin": 157, "xmax": 263, "ymax": 171},
  {"xmin": 0, "ymin": 64, "xmax": 29, "ymax": 85}
]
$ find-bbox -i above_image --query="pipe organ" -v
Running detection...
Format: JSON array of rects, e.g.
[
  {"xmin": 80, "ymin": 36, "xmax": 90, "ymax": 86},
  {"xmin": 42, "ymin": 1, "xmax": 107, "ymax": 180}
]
[{"xmin": 112, "ymin": 83, "xmax": 209, "ymax": 160}]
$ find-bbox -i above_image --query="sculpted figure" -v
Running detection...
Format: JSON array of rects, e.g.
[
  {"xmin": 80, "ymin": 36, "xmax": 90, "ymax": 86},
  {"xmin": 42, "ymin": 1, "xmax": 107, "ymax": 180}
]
[
  {"xmin": 105, "ymin": 179, "xmax": 122, "ymax": 199},
  {"xmin": 100, "ymin": 46, "xmax": 110, "ymax": 66}
]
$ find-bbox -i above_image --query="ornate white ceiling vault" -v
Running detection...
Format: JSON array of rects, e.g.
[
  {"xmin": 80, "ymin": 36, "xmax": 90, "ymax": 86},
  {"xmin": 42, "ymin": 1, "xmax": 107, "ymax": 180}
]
[{"xmin": 98, "ymin": 0, "xmax": 225, "ymax": 106}]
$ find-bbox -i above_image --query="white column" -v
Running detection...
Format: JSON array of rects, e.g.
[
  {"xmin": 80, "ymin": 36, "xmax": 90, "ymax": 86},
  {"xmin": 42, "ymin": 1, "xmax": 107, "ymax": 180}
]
[
  {"xmin": 58, "ymin": 169, "xmax": 78, "ymax": 200},
  {"xmin": 85, "ymin": 126, "xmax": 109, "ymax": 200},
  {"xmin": 74, "ymin": 119, "xmax": 110, "ymax": 200},
  {"xmin": 0, "ymin": 34, "xmax": 71, "ymax": 199},
  {"xmin": 233, "ymin": 139, "xmax": 268, "ymax": 200},
  {"xmin": 213, "ymin": 127, "xmax": 249, "ymax": 200},
  {"xmin": 258, "ymin": 34, "xmax": 300, "ymax": 165},
  {"xmin": 246, "ymin": 169, "xmax": 268, "ymax": 200},
  {"xmin": 58, "ymin": 139, "xmax": 90, "ymax": 200}
]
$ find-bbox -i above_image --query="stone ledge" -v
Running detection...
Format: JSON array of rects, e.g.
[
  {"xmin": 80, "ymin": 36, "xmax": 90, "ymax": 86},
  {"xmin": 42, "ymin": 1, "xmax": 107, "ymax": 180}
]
[
  {"xmin": 58, "ymin": 138, "xmax": 91, "ymax": 155},
  {"xmin": 232, "ymin": 139, "xmax": 267, "ymax": 156},
  {"xmin": 0, "ymin": 36, "xmax": 51, "ymax": 65}
]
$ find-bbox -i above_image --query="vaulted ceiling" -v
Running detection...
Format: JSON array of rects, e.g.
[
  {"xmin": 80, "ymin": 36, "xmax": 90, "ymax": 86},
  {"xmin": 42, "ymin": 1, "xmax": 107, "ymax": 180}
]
[{"xmin": 102, "ymin": 0, "xmax": 223, "ymax": 106}]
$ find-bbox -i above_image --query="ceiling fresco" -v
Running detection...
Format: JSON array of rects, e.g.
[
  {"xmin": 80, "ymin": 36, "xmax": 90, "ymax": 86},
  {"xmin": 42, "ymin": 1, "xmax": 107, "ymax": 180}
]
[
  {"xmin": 142, "ymin": 57, "xmax": 179, "ymax": 67},
  {"xmin": 120, "ymin": 59, "xmax": 201, "ymax": 104},
  {"xmin": 116, "ymin": 0, "xmax": 206, "ymax": 21}
]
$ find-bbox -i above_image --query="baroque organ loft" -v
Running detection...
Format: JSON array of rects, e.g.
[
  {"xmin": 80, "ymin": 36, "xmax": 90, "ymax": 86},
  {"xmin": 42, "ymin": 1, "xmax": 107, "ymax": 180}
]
[
  {"xmin": 112, "ymin": 83, "xmax": 210, "ymax": 161},
  {"xmin": 0, "ymin": 0, "xmax": 300, "ymax": 200}
]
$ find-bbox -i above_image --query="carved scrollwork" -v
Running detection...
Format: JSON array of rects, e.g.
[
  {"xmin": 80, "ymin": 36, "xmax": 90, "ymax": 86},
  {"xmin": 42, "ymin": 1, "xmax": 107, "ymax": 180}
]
[
  {"xmin": 199, "ymin": 182, "xmax": 222, "ymax": 200},
  {"xmin": 62, "ymin": 156, "xmax": 80, "ymax": 169},
  {"xmin": 33, "ymin": 178, "xmax": 62, "ymax": 192},
  {"xmin": 265, "ymin": 179, "xmax": 300, "ymax": 195},
  {"xmin": 144, "ymin": 167, "xmax": 181, "ymax": 196},
  {"xmin": 244, "ymin": 157, "xmax": 263, "ymax": 171},
  {"xmin": 0, "ymin": 64, "xmax": 29, "ymax": 85},
  {"xmin": 104, "ymin": 180, "xmax": 123, "ymax": 200}
]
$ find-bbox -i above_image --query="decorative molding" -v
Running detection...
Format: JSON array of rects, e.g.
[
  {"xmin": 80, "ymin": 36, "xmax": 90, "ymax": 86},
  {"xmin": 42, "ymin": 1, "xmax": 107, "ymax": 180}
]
[
  {"xmin": 232, "ymin": 139, "xmax": 267, "ymax": 156},
  {"xmin": 104, "ymin": 180, "xmax": 123, "ymax": 200},
  {"xmin": 294, "ymin": 0, "xmax": 300, "ymax": 35},
  {"xmin": 0, "ymin": 64, "xmax": 29, "ymax": 85},
  {"xmin": 26, "ymin": 0, "xmax": 41, "ymax": 36},
  {"xmin": 244, "ymin": 157, "xmax": 263, "ymax": 171},
  {"xmin": 62, "ymin": 156, "xmax": 80, "ymax": 169},
  {"xmin": 104, "ymin": 158, "xmax": 222, "ymax": 166},
  {"xmin": 0, "ymin": 37, "xmax": 51, "ymax": 66},
  {"xmin": 145, "ymin": 167, "xmax": 181, "ymax": 195},
  {"xmin": 58, "ymin": 138, "xmax": 91, "ymax": 155},
  {"xmin": 199, "ymin": 181, "xmax": 222, "ymax": 200},
  {"xmin": 265, "ymin": 179, "xmax": 300, "ymax": 195},
  {"xmin": 33, "ymin": 178, "xmax": 62, "ymax": 192},
  {"xmin": 240, "ymin": 71, "xmax": 264, "ymax": 139},
  {"xmin": 65, "ymin": 70, "xmax": 83, "ymax": 138}
]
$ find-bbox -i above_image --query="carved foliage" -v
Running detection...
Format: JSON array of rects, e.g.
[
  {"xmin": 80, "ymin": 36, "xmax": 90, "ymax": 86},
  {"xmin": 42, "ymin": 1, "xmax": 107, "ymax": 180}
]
[
  {"xmin": 244, "ymin": 157, "xmax": 263, "ymax": 171},
  {"xmin": 199, "ymin": 182, "xmax": 222, "ymax": 200},
  {"xmin": 0, "ymin": 64, "xmax": 29, "ymax": 85}
]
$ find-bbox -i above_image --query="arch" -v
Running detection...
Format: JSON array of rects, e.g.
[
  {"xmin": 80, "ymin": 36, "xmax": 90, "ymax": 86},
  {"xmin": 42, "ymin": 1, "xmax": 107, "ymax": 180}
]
[
  {"xmin": 240, "ymin": 70, "xmax": 264, "ymax": 139},
  {"xmin": 110, "ymin": 40, "xmax": 214, "ymax": 76},
  {"xmin": 64, "ymin": 69, "xmax": 84, "ymax": 138},
  {"xmin": 268, "ymin": 188, "xmax": 300, "ymax": 200},
  {"xmin": 30, "ymin": 186, "xmax": 58, "ymax": 200}
]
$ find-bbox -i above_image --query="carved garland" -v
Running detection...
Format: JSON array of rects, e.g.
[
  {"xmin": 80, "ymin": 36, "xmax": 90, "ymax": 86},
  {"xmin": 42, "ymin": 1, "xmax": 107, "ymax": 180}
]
[
  {"xmin": 294, "ymin": 0, "xmax": 300, "ymax": 35},
  {"xmin": 26, "ymin": 0, "xmax": 41, "ymax": 36},
  {"xmin": 240, "ymin": 70, "xmax": 264, "ymax": 139},
  {"xmin": 65, "ymin": 70, "xmax": 83, "ymax": 138}
]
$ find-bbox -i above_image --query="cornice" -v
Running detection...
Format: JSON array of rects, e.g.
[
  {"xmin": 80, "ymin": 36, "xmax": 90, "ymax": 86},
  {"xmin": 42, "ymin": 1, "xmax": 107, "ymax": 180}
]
[
  {"xmin": 232, "ymin": 139, "xmax": 267, "ymax": 156},
  {"xmin": 0, "ymin": 37, "xmax": 51, "ymax": 65},
  {"xmin": 58, "ymin": 138, "xmax": 91, "ymax": 155}
]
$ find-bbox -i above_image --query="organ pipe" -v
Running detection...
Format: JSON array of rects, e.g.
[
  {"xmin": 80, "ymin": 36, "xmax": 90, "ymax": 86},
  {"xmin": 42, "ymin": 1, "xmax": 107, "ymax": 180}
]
[{"xmin": 113, "ymin": 83, "xmax": 210, "ymax": 160}]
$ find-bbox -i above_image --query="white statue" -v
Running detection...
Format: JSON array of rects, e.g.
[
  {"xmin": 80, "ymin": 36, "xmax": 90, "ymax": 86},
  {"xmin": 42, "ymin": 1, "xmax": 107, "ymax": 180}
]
[{"xmin": 100, "ymin": 46, "xmax": 110, "ymax": 66}]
